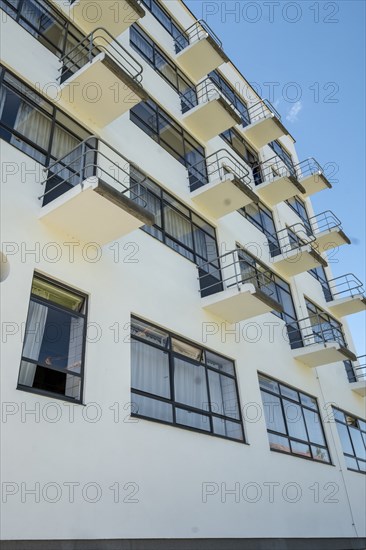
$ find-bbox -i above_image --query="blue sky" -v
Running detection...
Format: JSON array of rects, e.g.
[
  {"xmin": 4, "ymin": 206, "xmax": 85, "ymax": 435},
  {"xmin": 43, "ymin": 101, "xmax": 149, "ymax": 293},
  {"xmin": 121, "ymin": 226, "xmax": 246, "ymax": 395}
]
[{"xmin": 184, "ymin": 0, "xmax": 366, "ymax": 355}]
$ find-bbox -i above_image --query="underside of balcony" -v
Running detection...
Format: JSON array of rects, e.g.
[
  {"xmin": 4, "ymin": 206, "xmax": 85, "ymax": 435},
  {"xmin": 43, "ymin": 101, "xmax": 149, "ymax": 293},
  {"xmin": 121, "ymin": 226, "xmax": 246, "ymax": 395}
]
[
  {"xmin": 175, "ymin": 36, "xmax": 229, "ymax": 83},
  {"xmin": 256, "ymin": 174, "xmax": 305, "ymax": 206},
  {"xmin": 327, "ymin": 295, "xmax": 366, "ymax": 317},
  {"xmin": 182, "ymin": 97, "xmax": 241, "ymax": 142},
  {"xmin": 240, "ymin": 115, "xmax": 288, "ymax": 149},
  {"xmin": 293, "ymin": 342, "xmax": 356, "ymax": 368},
  {"xmin": 272, "ymin": 245, "xmax": 327, "ymax": 277}
]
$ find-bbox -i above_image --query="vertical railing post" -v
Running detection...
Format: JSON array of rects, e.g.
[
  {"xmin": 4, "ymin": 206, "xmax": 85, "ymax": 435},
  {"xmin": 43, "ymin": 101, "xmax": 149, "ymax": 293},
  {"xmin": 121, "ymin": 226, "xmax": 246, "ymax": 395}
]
[{"xmin": 88, "ymin": 32, "xmax": 93, "ymax": 64}]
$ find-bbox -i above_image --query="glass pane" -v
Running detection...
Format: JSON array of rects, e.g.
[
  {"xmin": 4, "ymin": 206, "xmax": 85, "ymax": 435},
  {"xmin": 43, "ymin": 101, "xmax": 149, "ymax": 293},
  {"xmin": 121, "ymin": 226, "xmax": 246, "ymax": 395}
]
[
  {"xmin": 19, "ymin": 362, "xmax": 81, "ymax": 400},
  {"xmin": 283, "ymin": 400, "xmax": 308, "ymax": 441},
  {"xmin": 333, "ymin": 408, "xmax": 345, "ymax": 423},
  {"xmin": 205, "ymin": 351, "xmax": 234, "ymax": 375},
  {"xmin": 303, "ymin": 409, "xmax": 325, "ymax": 446},
  {"xmin": 268, "ymin": 433, "xmax": 290, "ymax": 453},
  {"xmin": 279, "ymin": 384, "xmax": 299, "ymax": 401},
  {"xmin": 311, "ymin": 446, "xmax": 330, "ymax": 463},
  {"xmin": 213, "ymin": 417, "xmax": 243, "ymax": 441},
  {"xmin": 131, "ymin": 393, "xmax": 173, "ymax": 423},
  {"xmin": 261, "ymin": 391, "xmax": 286, "ymax": 434},
  {"xmin": 175, "ymin": 408, "xmax": 210, "ymax": 431},
  {"xmin": 32, "ymin": 276, "xmax": 84, "ymax": 311},
  {"xmin": 336, "ymin": 423, "xmax": 354, "ymax": 455},
  {"xmin": 131, "ymin": 318, "xmax": 168, "ymax": 347},
  {"xmin": 349, "ymin": 427, "xmax": 366, "ymax": 460},
  {"xmin": 208, "ymin": 371, "xmax": 240, "ymax": 419},
  {"xmin": 174, "ymin": 357, "xmax": 208, "ymax": 410},
  {"xmin": 357, "ymin": 460, "xmax": 366, "ymax": 472},
  {"xmin": 345, "ymin": 456, "xmax": 358, "ymax": 470},
  {"xmin": 171, "ymin": 338, "xmax": 202, "ymax": 361},
  {"xmin": 291, "ymin": 440, "xmax": 311, "ymax": 458},
  {"xmin": 358, "ymin": 419, "xmax": 366, "ymax": 431},
  {"xmin": 164, "ymin": 206, "xmax": 193, "ymax": 250},
  {"xmin": 300, "ymin": 393, "xmax": 318, "ymax": 410},
  {"xmin": 259, "ymin": 375, "xmax": 279, "ymax": 394},
  {"xmin": 131, "ymin": 340, "xmax": 170, "ymax": 399},
  {"xmin": 23, "ymin": 301, "xmax": 84, "ymax": 372}
]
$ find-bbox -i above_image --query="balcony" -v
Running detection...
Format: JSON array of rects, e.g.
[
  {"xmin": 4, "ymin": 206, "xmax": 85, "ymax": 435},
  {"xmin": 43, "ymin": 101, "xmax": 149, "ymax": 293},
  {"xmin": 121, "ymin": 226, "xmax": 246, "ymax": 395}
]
[
  {"xmin": 59, "ymin": 28, "xmax": 148, "ymax": 127},
  {"xmin": 181, "ymin": 79, "xmax": 241, "ymax": 142},
  {"xmin": 254, "ymin": 156, "xmax": 306, "ymax": 206},
  {"xmin": 290, "ymin": 315, "xmax": 356, "ymax": 367},
  {"xmin": 326, "ymin": 274, "xmax": 366, "ymax": 317},
  {"xmin": 239, "ymin": 100, "xmax": 288, "ymax": 149},
  {"xmin": 174, "ymin": 20, "xmax": 229, "ymax": 83},
  {"xmin": 189, "ymin": 150, "xmax": 258, "ymax": 218},
  {"xmin": 38, "ymin": 137, "xmax": 155, "ymax": 244},
  {"xmin": 309, "ymin": 211, "xmax": 351, "ymax": 252},
  {"xmin": 349, "ymin": 356, "xmax": 366, "ymax": 397},
  {"xmin": 198, "ymin": 250, "xmax": 283, "ymax": 324},
  {"xmin": 294, "ymin": 158, "xmax": 332, "ymax": 197},
  {"xmin": 271, "ymin": 224, "xmax": 327, "ymax": 277},
  {"xmin": 68, "ymin": 0, "xmax": 145, "ymax": 38}
]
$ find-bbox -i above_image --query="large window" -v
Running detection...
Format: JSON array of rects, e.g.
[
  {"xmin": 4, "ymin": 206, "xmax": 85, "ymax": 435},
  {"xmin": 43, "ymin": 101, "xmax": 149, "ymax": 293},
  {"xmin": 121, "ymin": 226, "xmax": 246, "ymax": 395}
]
[
  {"xmin": 221, "ymin": 128, "xmax": 262, "ymax": 185},
  {"xmin": 269, "ymin": 140, "xmax": 294, "ymax": 171},
  {"xmin": 259, "ymin": 374, "xmax": 331, "ymax": 463},
  {"xmin": 305, "ymin": 298, "xmax": 347, "ymax": 348},
  {"xmin": 140, "ymin": 0, "xmax": 188, "ymax": 52},
  {"xmin": 209, "ymin": 70, "xmax": 250, "ymax": 127},
  {"xmin": 132, "ymin": 170, "xmax": 220, "ymax": 270},
  {"xmin": 130, "ymin": 24, "xmax": 197, "ymax": 113},
  {"xmin": 240, "ymin": 201, "xmax": 280, "ymax": 257},
  {"xmin": 130, "ymin": 317, "xmax": 244, "ymax": 441},
  {"xmin": 286, "ymin": 196, "xmax": 312, "ymax": 235},
  {"xmin": 0, "ymin": 67, "xmax": 89, "ymax": 165},
  {"xmin": 130, "ymin": 98, "xmax": 207, "ymax": 185},
  {"xmin": 333, "ymin": 408, "xmax": 366, "ymax": 473},
  {"xmin": 0, "ymin": 0, "xmax": 83, "ymax": 58},
  {"xmin": 308, "ymin": 266, "xmax": 332, "ymax": 302},
  {"xmin": 18, "ymin": 274, "xmax": 87, "ymax": 403}
]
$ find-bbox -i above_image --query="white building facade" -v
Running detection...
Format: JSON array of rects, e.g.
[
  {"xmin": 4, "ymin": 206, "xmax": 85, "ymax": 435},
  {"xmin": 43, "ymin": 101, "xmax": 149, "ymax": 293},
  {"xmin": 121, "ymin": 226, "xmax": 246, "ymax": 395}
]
[{"xmin": 0, "ymin": 1, "xmax": 365, "ymax": 548}]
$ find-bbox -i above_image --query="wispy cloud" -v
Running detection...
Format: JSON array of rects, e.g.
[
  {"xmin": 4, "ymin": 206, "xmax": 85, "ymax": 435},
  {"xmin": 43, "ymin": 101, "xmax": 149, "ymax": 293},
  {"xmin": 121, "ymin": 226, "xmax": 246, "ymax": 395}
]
[{"xmin": 286, "ymin": 101, "xmax": 303, "ymax": 123}]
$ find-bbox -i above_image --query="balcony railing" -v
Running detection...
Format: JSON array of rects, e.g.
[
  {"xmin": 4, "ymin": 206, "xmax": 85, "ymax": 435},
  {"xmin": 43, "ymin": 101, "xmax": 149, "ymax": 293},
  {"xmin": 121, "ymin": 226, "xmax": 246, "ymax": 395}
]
[
  {"xmin": 182, "ymin": 78, "xmax": 240, "ymax": 116},
  {"xmin": 307, "ymin": 211, "xmax": 350, "ymax": 251},
  {"xmin": 59, "ymin": 27, "xmax": 143, "ymax": 84},
  {"xmin": 353, "ymin": 356, "xmax": 366, "ymax": 381},
  {"xmin": 247, "ymin": 99, "xmax": 282, "ymax": 125},
  {"xmin": 189, "ymin": 149, "xmax": 251, "ymax": 191},
  {"xmin": 293, "ymin": 158, "xmax": 332, "ymax": 196},
  {"xmin": 38, "ymin": 136, "xmax": 154, "ymax": 243},
  {"xmin": 272, "ymin": 223, "xmax": 318, "ymax": 257},
  {"xmin": 327, "ymin": 274, "xmax": 365, "ymax": 301},
  {"xmin": 309, "ymin": 210, "xmax": 341, "ymax": 233},
  {"xmin": 174, "ymin": 19, "xmax": 223, "ymax": 53},
  {"xmin": 68, "ymin": 1, "xmax": 145, "ymax": 37},
  {"xmin": 252, "ymin": 155, "xmax": 305, "ymax": 205},
  {"xmin": 239, "ymin": 100, "xmax": 288, "ymax": 148}
]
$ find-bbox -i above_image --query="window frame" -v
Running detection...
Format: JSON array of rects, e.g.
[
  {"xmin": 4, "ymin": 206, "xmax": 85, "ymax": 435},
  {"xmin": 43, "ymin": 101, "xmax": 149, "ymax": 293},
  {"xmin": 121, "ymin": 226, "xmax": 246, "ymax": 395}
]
[
  {"xmin": 269, "ymin": 140, "xmax": 294, "ymax": 171},
  {"xmin": 239, "ymin": 201, "xmax": 281, "ymax": 257},
  {"xmin": 17, "ymin": 273, "xmax": 88, "ymax": 404},
  {"xmin": 130, "ymin": 316, "xmax": 245, "ymax": 443},
  {"xmin": 333, "ymin": 407, "xmax": 366, "ymax": 474},
  {"xmin": 259, "ymin": 373, "xmax": 332, "ymax": 464}
]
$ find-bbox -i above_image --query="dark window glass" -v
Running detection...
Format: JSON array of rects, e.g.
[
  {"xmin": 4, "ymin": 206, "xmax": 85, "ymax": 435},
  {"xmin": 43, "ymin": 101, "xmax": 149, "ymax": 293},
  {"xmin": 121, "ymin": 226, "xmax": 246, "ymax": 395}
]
[
  {"xmin": 130, "ymin": 98, "xmax": 207, "ymax": 186},
  {"xmin": 140, "ymin": 0, "xmax": 188, "ymax": 51},
  {"xmin": 334, "ymin": 408, "xmax": 366, "ymax": 473},
  {"xmin": 286, "ymin": 196, "xmax": 312, "ymax": 235},
  {"xmin": 131, "ymin": 317, "xmax": 244, "ymax": 442},
  {"xmin": 209, "ymin": 70, "xmax": 250, "ymax": 126},
  {"xmin": 0, "ymin": 67, "xmax": 89, "ymax": 166},
  {"xmin": 18, "ymin": 274, "xmax": 87, "ymax": 403},
  {"xmin": 308, "ymin": 265, "xmax": 332, "ymax": 302},
  {"xmin": 269, "ymin": 140, "xmax": 294, "ymax": 171},
  {"xmin": 221, "ymin": 128, "xmax": 262, "ymax": 184},
  {"xmin": 305, "ymin": 298, "xmax": 347, "ymax": 348},
  {"xmin": 259, "ymin": 374, "xmax": 330, "ymax": 463},
  {"xmin": 240, "ymin": 202, "xmax": 280, "ymax": 257}
]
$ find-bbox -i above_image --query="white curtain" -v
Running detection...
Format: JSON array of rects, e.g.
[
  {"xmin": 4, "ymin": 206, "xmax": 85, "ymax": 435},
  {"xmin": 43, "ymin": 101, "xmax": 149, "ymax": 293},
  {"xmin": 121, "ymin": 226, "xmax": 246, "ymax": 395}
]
[
  {"xmin": 131, "ymin": 341, "xmax": 170, "ymax": 399},
  {"xmin": 19, "ymin": 301, "xmax": 48, "ymax": 387},
  {"xmin": 65, "ymin": 317, "xmax": 83, "ymax": 399},
  {"xmin": 11, "ymin": 100, "xmax": 51, "ymax": 159}
]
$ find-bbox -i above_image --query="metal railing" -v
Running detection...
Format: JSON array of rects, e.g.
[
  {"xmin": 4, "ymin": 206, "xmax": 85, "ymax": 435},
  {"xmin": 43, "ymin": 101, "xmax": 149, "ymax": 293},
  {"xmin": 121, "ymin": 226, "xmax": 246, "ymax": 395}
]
[
  {"xmin": 353, "ymin": 356, "xmax": 366, "ymax": 381},
  {"xmin": 247, "ymin": 99, "xmax": 282, "ymax": 124},
  {"xmin": 181, "ymin": 77, "xmax": 241, "ymax": 118},
  {"xmin": 308, "ymin": 210, "xmax": 342, "ymax": 235},
  {"xmin": 39, "ymin": 136, "xmax": 150, "ymax": 208},
  {"xmin": 287, "ymin": 313, "xmax": 348, "ymax": 350},
  {"xmin": 59, "ymin": 27, "xmax": 144, "ymax": 84},
  {"xmin": 293, "ymin": 158, "xmax": 328, "ymax": 182},
  {"xmin": 326, "ymin": 274, "xmax": 366, "ymax": 301},
  {"xmin": 272, "ymin": 223, "xmax": 319, "ymax": 257},
  {"xmin": 174, "ymin": 19, "xmax": 223, "ymax": 52},
  {"xmin": 254, "ymin": 155, "xmax": 297, "ymax": 185},
  {"xmin": 197, "ymin": 249, "xmax": 279, "ymax": 300},
  {"xmin": 189, "ymin": 149, "xmax": 252, "ymax": 192}
]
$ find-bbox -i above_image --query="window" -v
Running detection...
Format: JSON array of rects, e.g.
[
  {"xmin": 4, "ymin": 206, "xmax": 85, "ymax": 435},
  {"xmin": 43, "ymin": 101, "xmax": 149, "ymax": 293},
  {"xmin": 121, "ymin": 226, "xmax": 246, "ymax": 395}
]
[
  {"xmin": 305, "ymin": 298, "xmax": 347, "ymax": 348},
  {"xmin": 130, "ymin": 24, "xmax": 197, "ymax": 113},
  {"xmin": 18, "ymin": 274, "xmax": 87, "ymax": 402},
  {"xmin": 140, "ymin": 0, "xmax": 189, "ymax": 52},
  {"xmin": 259, "ymin": 374, "xmax": 331, "ymax": 463},
  {"xmin": 221, "ymin": 128, "xmax": 262, "ymax": 185},
  {"xmin": 269, "ymin": 140, "xmax": 294, "ymax": 172},
  {"xmin": 0, "ymin": 67, "xmax": 89, "ymax": 166},
  {"xmin": 209, "ymin": 70, "xmax": 250, "ymax": 126},
  {"xmin": 308, "ymin": 266, "xmax": 332, "ymax": 302},
  {"xmin": 130, "ymin": 98, "xmax": 207, "ymax": 185},
  {"xmin": 240, "ymin": 201, "xmax": 280, "ymax": 257},
  {"xmin": 333, "ymin": 408, "xmax": 366, "ymax": 473},
  {"xmin": 344, "ymin": 360, "xmax": 357, "ymax": 383},
  {"xmin": 0, "ymin": 0, "xmax": 83, "ymax": 58},
  {"xmin": 286, "ymin": 196, "xmax": 312, "ymax": 235},
  {"xmin": 130, "ymin": 317, "xmax": 244, "ymax": 441}
]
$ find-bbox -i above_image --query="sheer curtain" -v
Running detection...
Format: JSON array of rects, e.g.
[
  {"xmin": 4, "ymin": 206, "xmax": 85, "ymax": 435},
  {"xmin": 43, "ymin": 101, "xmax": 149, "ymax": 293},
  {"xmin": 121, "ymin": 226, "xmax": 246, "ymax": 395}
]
[
  {"xmin": 131, "ymin": 341, "xmax": 170, "ymax": 400},
  {"xmin": 11, "ymin": 100, "xmax": 51, "ymax": 161},
  {"xmin": 65, "ymin": 316, "xmax": 83, "ymax": 399},
  {"xmin": 19, "ymin": 301, "xmax": 48, "ymax": 386}
]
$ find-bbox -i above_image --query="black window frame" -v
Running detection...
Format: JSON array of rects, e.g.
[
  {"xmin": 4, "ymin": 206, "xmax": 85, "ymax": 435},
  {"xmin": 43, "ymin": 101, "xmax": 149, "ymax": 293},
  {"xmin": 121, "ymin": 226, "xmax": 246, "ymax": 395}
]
[
  {"xmin": 0, "ymin": 66, "xmax": 89, "ymax": 167},
  {"xmin": 269, "ymin": 140, "xmax": 294, "ymax": 172},
  {"xmin": 333, "ymin": 407, "xmax": 366, "ymax": 474},
  {"xmin": 0, "ymin": 0, "xmax": 83, "ymax": 58},
  {"xmin": 140, "ymin": 0, "xmax": 188, "ymax": 51},
  {"xmin": 259, "ymin": 373, "xmax": 331, "ymax": 464},
  {"xmin": 239, "ymin": 201, "xmax": 280, "ymax": 258},
  {"xmin": 17, "ymin": 273, "xmax": 88, "ymax": 404},
  {"xmin": 220, "ymin": 128, "xmax": 262, "ymax": 185},
  {"xmin": 305, "ymin": 297, "xmax": 347, "ymax": 348},
  {"xmin": 130, "ymin": 316, "xmax": 245, "ymax": 443},
  {"xmin": 308, "ymin": 265, "xmax": 332, "ymax": 302},
  {"xmin": 209, "ymin": 70, "xmax": 250, "ymax": 127}
]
